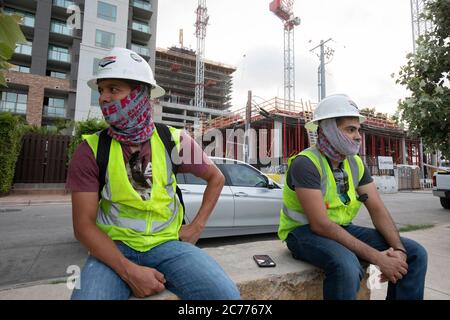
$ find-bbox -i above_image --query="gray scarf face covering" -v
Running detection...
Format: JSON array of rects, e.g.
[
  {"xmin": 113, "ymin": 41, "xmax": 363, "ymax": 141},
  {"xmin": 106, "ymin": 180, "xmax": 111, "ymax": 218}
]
[{"xmin": 320, "ymin": 118, "xmax": 361, "ymax": 156}]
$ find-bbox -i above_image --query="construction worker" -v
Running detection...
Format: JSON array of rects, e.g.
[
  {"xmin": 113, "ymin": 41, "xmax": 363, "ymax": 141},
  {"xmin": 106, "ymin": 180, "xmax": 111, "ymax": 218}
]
[
  {"xmin": 278, "ymin": 94, "xmax": 428, "ymax": 300},
  {"xmin": 66, "ymin": 47, "xmax": 240, "ymax": 300}
]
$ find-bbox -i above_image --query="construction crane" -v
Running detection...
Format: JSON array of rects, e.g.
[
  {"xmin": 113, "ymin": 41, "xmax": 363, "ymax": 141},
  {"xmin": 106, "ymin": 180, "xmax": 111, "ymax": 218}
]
[
  {"xmin": 194, "ymin": 0, "xmax": 209, "ymax": 110},
  {"xmin": 410, "ymin": 0, "xmax": 433, "ymax": 53},
  {"xmin": 270, "ymin": 0, "xmax": 300, "ymax": 111}
]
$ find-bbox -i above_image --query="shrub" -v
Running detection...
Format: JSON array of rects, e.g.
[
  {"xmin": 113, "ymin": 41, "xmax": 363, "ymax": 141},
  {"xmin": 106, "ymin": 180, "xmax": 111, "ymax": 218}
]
[
  {"xmin": 67, "ymin": 118, "xmax": 108, "ymax": 160},
  {"xmin": 0, "ymin": 112, "xmax": 27, "ymax": 194}
]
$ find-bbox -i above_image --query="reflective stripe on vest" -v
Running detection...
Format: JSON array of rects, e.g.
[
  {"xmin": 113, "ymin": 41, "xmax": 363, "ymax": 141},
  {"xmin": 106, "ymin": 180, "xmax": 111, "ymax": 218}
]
[
  {"xmin": 282, "ymin": 204, "xmax": 310, "ymax": 224},
  {"xmin": 96, "ymin": 145, "xmax": 179, "ymax": 233}
]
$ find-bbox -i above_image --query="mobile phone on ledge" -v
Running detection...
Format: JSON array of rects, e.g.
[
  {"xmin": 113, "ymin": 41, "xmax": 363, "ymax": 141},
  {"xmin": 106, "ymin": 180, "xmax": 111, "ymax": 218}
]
[{"xmin": 253, "ymin": 255, "xmax": 276, "ymax": 267}]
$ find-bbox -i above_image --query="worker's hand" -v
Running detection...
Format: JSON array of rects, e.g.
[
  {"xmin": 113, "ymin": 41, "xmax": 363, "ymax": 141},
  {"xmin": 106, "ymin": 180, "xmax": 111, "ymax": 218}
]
[
  {"xmin": 179, "ymin": 222, "xmax": 204, "ymax": 244},
  {"xmin": 124, "ymin": 262, "xmax": 166, "ymax": 298},
  {"xmin": 377, "ymin": 248, "xmax": 408, "ymax": 284}
]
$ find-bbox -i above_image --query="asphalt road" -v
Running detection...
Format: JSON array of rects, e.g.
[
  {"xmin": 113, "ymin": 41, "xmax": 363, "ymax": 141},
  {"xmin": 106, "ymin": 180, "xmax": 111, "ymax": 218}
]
[{"xmin": 0, "ymin": 191, "xmax": 448, "ymax": 288}]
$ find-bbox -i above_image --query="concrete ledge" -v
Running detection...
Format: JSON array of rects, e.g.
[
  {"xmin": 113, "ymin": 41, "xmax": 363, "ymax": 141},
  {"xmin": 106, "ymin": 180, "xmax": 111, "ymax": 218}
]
[{"xmin": 0, "ymin": 240, "xmax": 370, "ymax": 300}]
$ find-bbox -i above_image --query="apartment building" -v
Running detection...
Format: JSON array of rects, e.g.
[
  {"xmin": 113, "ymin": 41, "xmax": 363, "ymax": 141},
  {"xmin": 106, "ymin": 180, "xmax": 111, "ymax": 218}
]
[{"xmin": 0, "ymin": 0, "xmax": 158, "ymax": 127}]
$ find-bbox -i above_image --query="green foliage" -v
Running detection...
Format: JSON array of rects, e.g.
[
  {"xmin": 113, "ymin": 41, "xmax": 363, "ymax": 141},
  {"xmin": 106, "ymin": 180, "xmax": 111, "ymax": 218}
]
[
  {"xmin": 26, "ymin": 118, "xmax": 73, "ymax": 135},
  {"xmin": 0, "ymin": 112, "xmax": 27, "ymax": 193},
  {"xmin": 68, "ymin": 118, "xmax": 108, "ymax": 160},
  {"xmin": 396, "ymin": 0, "xmax": 450, "ymax": 158},
  {"xmin": 0, "ymin": 11, "xmax": 27, "ymax": 87}
]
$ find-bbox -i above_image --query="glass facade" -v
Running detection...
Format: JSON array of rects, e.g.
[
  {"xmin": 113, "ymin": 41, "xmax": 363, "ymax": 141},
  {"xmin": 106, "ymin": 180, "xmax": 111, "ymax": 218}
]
[
  {"xmin": 14, "ymin": 41, "xmax": 32, "ymax": 55},
  {"xmin": 53, "ymin": 0, "xmax": 75, "ymax": 9},
  {"xmin": 43, "ymin": 97, "xmax": 66, "ymax": 117},
  {"xmin": 131, "ymin": 43, "xmax": 150, "ymax": 56},
  {"xmin": 50, "ymin": 19, "xmax": 73, "ymax": 36},
  {"xmin": 0, "ymin": 92, "xmax": 27, "ymax": 114},
  {"xmin": 11, "ymin": 65, "xmax": 30, "ymax": 73},
  {"xmin": 132, "ymin": 0, "xmax": 151, "ymax": 11},
  {"xmin": 4, "ymin": 8, "xmax": 35, "ymax": 27},
  {"xmin": 132, "ymin": 21, "xmax": 150, "ymax": 33},
  {"xmin": 48, "ymin": 45, "xmax": 70, "ymax": 62}
]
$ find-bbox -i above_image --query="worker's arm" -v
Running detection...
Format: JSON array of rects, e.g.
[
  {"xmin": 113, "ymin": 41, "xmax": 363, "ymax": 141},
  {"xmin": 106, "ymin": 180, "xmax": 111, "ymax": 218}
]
[
  {"xmin": 179, "ymin": 163, "xmax": 225, "ymax": 244},
  {"xmin": 296, "ymin": 187, "xmax": 407, "ymax": 283},
  {"xmin": 357, "ymin": 182, "xmax": 407, "ymax": 257},
  {"xmin": 71, "ymin": 192, "xmax": 165, "ymax": 297}
]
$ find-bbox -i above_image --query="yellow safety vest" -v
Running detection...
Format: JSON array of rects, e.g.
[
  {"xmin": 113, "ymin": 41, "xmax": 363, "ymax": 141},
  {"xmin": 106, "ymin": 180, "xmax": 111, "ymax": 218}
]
[
  {"xmin": 82, "ymin": 127, "xmax": 183, "ymax": 252},
  {"xmin": 278, "ymin": 146, "xmax": 365, "ymax": 241}
]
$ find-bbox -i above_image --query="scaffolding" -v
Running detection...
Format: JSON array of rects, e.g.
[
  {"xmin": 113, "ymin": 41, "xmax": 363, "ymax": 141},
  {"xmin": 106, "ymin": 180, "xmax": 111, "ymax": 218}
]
[{"xmin": 201, "ymin": 96, "xmax": 420, "ymax": 171}]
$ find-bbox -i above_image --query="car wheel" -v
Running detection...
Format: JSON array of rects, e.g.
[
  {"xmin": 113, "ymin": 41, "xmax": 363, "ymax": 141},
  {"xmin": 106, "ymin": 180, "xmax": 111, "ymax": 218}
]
[{"xmin": 440, "ymin": 198, "xmax": 450, "ymax": 209}]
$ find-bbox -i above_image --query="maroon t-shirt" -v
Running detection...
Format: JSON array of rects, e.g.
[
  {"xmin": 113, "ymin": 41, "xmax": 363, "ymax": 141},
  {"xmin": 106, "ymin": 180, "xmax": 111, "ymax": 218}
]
[{"xmin": 66, "ymin": 130, "xmax": 212, "ymax": 192}]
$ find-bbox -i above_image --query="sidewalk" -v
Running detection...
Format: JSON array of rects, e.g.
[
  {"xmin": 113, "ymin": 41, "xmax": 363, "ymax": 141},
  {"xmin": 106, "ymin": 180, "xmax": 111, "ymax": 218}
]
[{"xmin": 0, "ymin": 193, "xmax": 71, "ymax": 207}]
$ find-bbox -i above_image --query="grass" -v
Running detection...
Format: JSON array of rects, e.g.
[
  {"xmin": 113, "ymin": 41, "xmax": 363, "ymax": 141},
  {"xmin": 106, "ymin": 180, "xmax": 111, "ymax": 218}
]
[{"xmin": 398, "ymin": 224, "xmax": 435, "ymax": 232}]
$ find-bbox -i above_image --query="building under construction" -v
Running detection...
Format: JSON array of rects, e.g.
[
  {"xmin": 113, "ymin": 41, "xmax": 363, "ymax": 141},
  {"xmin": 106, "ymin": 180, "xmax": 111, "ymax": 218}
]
[
  {"xmin": 153, "ymin": 46, "xmax": 236, "ymax": 129},
  {"xmin": 201, "ymin": 97, "xmax": 422, "ymax": 181}
]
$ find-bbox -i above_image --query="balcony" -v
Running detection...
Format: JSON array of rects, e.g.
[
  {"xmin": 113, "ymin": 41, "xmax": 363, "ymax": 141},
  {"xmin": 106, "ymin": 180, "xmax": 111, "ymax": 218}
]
[
  {"xmin": 3, "ymin": 8, "xmax": 35, "ymax": 29},
  {"xmin": 50, "ymin": 20, "xmax": 74, "ymax": 44},
  {"xmin": 131, "ymin": 43, "xmax": 150, "ymax": 58},
  {"xmin": 48, "ymin": 46, "xmax": 71, "ymax": 69},
  {"xmin": 53, "ymin": 0, "xmax": 75, "ymax": 9},
  {"xmin": 52, "ymin": 0, "xmax": 76, "ymax": 18},
  {"xmin": 14, "ymin": 41, "xmax": 32, "ymax": 56},
  {"xmin": 131, "ymin": 21, "xmax": 151, "ymax": 42},
  {"xmin": 43, "ymin": 105, "xmax": 66, "ymax": 118},
  {"xmin": 131, "ymin": 0, "xmax": 153, "ymax": 20}
]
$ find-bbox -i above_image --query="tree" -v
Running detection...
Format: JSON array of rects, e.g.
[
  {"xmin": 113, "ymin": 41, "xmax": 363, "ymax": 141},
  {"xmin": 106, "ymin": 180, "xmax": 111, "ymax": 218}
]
[
  {"xmin": 396, "ymin": 0, "xmax": 450, "ymax": 159},
  {"xmin": 0, "ymin": 7, "xmax": 27, "ymax": 86}
]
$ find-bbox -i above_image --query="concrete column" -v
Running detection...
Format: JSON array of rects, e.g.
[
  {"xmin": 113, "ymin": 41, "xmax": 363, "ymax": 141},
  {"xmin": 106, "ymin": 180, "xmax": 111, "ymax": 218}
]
[
  {"xmin": 31, "ymin": 0, "xmax": 52, "ymax": 75},
  {"xmin": 273, "ymin": 119, "xmax": 283, "ymax": 163},
  {"xmin": 152, "ymin": 101, "xmax": 162, "ymax": 122}
]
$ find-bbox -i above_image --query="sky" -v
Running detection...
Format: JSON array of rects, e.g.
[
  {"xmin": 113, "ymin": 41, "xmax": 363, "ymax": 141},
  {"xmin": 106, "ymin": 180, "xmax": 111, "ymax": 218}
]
[{"xmin": 156, "ymin": 0, "xmax": 414, "ymax": 115}]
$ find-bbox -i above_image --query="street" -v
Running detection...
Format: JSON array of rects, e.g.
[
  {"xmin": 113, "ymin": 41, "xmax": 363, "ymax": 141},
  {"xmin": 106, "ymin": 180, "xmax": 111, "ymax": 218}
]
[{"xmin": 0, "ymin": 191, "xmax": 449, "ymax": 288}]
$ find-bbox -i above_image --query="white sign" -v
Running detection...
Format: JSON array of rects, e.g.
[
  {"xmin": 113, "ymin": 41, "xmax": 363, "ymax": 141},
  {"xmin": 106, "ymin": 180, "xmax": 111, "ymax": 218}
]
[{"xmin": 378, "ymin": 156, "xmax": 394, "ymax": 170}]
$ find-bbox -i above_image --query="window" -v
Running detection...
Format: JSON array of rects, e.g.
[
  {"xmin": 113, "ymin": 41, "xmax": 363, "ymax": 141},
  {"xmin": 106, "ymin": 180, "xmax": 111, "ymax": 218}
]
[
  {"xmin": 3, "ymin": 7, "xmax": 35, "ymax": 27},
  {"xmin": 132, "ymin": 0, "xmax": 151, "ymax": 11},
  {"xmin": 131, "ymin": 43, "xmax": 150, "ymax": 56},
  {"xmin": 175, "ymin": 173, "xmax": 185, "ymax": 184},
  {"xmin": 224, "ymin": 164, "xmax": 268, "ymax": 187},
  {"xmin": 91, "ymin": 89, "xmax": 100, "ymax": 106},
  {"xmin": 48, "ymin": 70, "xmax": 67, "ymax": 79},
  {"xmin": 11, "ymin": 65, "xmax": 30, "ymax": 73},
  {"xmin": 15, "ymin": 41, "xmax": 32, "ymax": 55},
  {"xmin": 95, "ymin": 29, "xmax": 115, "ymax": 49},
  {"xmin": 97, "ymin": 1, "xmax": 117, "ymax": 22},
  {"xmin": 184, "ymin": 173, "xmax": 206, "ymax": 185},
  {"xmin": 132, "ymin": 20, "xmax": 150, "ymax": 33},
  {"xmin": 44, "ymin": 97, "xmax": 66, "ymax": 117},
  {"xmin": 53, "ymin": 0, "xmax": 75, "ymax": 9},
  {"xmin": 48, "ymin": 45, "xmax": 70, "ymax": 62},
  {"xmin": 92, "ymin": 58, "xmax": 101, "ymax": 75},
  {"xmin": 50, "ymin": 19, "xmax": 72, "ymax": 36},
  {"xmin": 0, "ymin": 91, "xmax": 27, "ymax": 114}
]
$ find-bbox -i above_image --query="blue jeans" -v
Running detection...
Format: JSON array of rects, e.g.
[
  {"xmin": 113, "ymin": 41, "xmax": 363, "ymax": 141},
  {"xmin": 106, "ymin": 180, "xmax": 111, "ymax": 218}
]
[
  {"xmin": 71, "ymin": 240, "xmax": 240, "ymax": 300},
  {"xmin": 285, "ymin": 224, "xmax": 428, "ymax": 300}
]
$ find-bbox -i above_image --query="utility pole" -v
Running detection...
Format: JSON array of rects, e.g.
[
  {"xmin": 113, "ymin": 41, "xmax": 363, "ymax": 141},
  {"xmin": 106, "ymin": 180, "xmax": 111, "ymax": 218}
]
[{"xmin": 310, "ymin": 38, "xmax": 333, "ymax": 101}]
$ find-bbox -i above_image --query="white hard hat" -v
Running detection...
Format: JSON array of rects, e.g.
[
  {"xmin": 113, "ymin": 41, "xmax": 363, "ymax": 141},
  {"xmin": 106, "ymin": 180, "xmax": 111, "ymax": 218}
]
[
  {"xmin": 305, "ymin": 94, "xmax": 366, "ymax": 131},
  {"xmin": 87, "ymin": 47, "xmax": 165, "ymax": 98}
]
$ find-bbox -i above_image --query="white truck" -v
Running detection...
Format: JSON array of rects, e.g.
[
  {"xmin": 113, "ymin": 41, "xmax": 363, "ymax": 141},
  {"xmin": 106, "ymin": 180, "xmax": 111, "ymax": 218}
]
[{"xmin": 432, "ymin": 161, "xmax": 450, "ymax": 209}]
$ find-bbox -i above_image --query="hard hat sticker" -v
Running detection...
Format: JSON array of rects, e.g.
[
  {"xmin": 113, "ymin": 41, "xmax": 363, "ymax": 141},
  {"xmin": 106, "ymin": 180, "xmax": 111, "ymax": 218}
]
[
  {"xmin": 99, "ymin": 56, "xmax": 117, "ymax": 68},
  {"xmin": 130, "ymin": 53, "xmax": 142, "ymax": 62}
]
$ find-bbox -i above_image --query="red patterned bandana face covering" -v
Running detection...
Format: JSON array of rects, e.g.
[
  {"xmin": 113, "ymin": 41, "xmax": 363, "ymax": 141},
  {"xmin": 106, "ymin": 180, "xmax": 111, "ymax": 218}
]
[{"xmin": 101, "ymin": 85, "xmax": 155, "ymax": 145}]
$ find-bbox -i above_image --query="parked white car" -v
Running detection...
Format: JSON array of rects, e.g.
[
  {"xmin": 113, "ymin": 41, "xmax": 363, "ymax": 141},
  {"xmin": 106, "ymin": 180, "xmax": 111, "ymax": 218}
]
[
  {"xmin": 177, "ymin": 157, "xmax": 283, "ymax": 238},
  {"xmin": 432, "ymin": 161, "xmax": 450, "ymax": 209}
]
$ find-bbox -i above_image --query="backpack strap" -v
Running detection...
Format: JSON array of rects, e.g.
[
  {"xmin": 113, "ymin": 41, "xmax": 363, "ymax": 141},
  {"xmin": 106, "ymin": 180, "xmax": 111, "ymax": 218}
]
[
  {"xmin": 154, "ymin": 123, "xmax": 186, "ymax": 219},
  {"xmin": 96, "ymin": 129, "xmax": 112, "ymax": 200}
]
